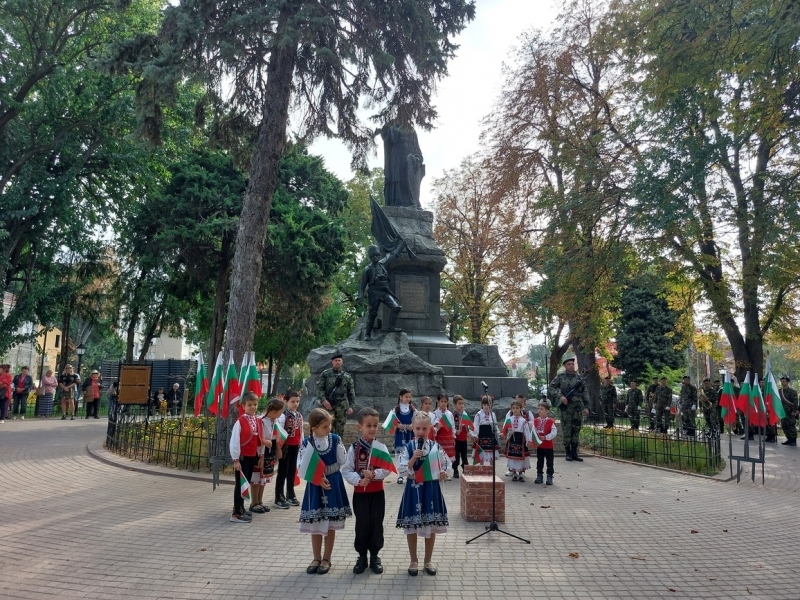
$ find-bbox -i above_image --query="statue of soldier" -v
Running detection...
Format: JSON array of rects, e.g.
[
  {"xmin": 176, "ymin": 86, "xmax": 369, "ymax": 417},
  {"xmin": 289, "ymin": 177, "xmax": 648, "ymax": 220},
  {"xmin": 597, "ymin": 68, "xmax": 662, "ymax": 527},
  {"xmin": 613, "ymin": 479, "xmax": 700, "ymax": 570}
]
[
  {"xmin": 315, "ymin": 354, "xmax": 355, "ymax": 437},
  {"xmin": 600, "ymin": 376, "xmax": 617, "ymax": 429},
  {"xmin": 548, "ymin": 356, "xmax": 589, "ymax": 462},
  {"xmin": 779, "ymin": 376, "xmax": 798, "ymax": 446},
  {"xmin": 655, "ymin": 377, "xmax": 673, "ymax": 434},
  {"xmin": 645, "ymin": 377, "xmax": 659, "ymax": 431},
  {"xmin": 625, "ymin": 380, "xmax": 643, "ymax": 431},
  {"xmin": 680, "ymin": 375, "xmax": 698, "ymax": 436},
  {"xmin": 358, "ymin": 241, "xmax": 407, "ymax": 341}
]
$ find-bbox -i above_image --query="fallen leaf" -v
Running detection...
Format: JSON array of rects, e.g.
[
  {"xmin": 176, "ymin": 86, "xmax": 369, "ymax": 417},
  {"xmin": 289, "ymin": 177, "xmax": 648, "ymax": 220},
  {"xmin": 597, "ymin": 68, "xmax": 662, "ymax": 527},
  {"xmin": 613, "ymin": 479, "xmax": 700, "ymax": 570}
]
[
  {"xmin": 747, "ymin": 588, "xmax": 752, "ymax": 595},
  {"xmin": 690, "ymin": 529, "xmax": 698, "ymax": 534},
  {"xmin": 199, "ymin": 548, "xmax": 207, "ymax": 552},
  {"xmin": 670, "ymin": 553, "xmax": 678, "ymax": 556},
  {"xmin": 709, "ymin": 578, "xmax": 716, "ymax": 581},
  {"xmin": 641, "ymin": 509, "xmax": 650, "ymax": 514},
  {"xmin": 633, "ymin": 512, "xmax": 637, "ymax": 514},
  {"xmin": 568, "ymin": 552, "xmax": 580, "ymax": 559},
  {"xmin": 723, "ymin": 529, "xmax": 728, "ymax": 532},
  {"xmin": 540, "ymin": 505, "xmax": 552, "ymax": 509},
  {"xmin": 631, "ymin": 556, "xmax": 646, "ymax": 561},
  {"xmin": 668, "ymin": 588, "xmax": 676, "ymax": 592}
]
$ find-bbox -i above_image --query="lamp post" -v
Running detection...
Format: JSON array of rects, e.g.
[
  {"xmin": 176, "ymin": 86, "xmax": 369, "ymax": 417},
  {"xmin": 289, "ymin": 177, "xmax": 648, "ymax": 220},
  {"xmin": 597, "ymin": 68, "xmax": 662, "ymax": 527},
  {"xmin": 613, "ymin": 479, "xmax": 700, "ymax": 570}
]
[{"xmin": 76, "ymin": 343, "xmax": 86, "ymax": 378}]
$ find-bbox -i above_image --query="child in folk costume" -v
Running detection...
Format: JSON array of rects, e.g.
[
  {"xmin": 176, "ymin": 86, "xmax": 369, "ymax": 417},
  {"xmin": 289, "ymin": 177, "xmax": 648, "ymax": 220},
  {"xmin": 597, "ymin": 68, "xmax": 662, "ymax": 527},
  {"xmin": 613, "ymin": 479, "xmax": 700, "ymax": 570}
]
[
  {"xmin": 396, "ymin": 411, "xmax": 450, "ymax": 577},
  {"xmin": 420, "ymin": 396, "xmax": 435, "ymax": 440},
  {"xmin": 342, "ymin": 408, "xmax": 397, "ymax": 575},
  {"xmin": 432, "ymin": 394, "xmax": 456, "ymax": 471},
  {"xmin": 470, "ymin": 396, "xmax": 500, "ymax": 465},
  {"xmin": 229, "ymin": 393, "xmax": 268, "ymax": 523},
  {"xmin": 451, "ymin": 395, "xmax": 471, "ymax": 478},
  {"xmin": 275, "ymin": 389, "xmax": 303, "ymax": 509},
  {"xmin": 391, "ymin": 389, "xmax": 416, "ymax": 483},
  {"xmin": 252, "ymin": 397, "xmax": 286, "ymax": 513},
  {"xmin": 501, "ymin": 400, "xmax": 531, "ymax": 481},
  {"xmin": 503, "ymin": 394, "xmax": 532, "ymax": 476},
  {"xmin": 298, "ymin": 408, "xmax": 352, "ymax": 575},
  {"xmin": 532, "ymin": 399, "xmax": 558, "ymax": 485}
]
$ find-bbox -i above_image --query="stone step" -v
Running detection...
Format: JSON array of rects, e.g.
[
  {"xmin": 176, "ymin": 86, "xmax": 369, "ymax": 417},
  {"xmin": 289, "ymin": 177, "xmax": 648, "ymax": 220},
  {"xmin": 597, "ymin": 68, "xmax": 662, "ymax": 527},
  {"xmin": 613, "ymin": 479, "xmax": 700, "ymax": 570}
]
[
  {"xmin": 443, "ymin": 375, "xmax": 528, "ymax": 400},
  {"xmin": 408, "ymin": 346, "xmax": 464, "ymax": 366},
  {"xmin": 440, "ymin": 365, "xmax": 509, "ymax": 377}
]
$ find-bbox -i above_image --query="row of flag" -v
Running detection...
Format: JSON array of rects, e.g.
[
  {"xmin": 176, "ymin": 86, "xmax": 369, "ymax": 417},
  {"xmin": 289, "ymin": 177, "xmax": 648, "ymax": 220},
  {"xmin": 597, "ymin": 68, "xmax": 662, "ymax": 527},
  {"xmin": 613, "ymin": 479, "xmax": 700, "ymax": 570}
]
[
  {"xmin": 718, "ymin": 356, "xmax": 786, "ymax": 427},
  {"xmin": 192, "ymin": 350, "xmax": 261, "ymax": 417},
  {"xmin": 381, "ymin": 410, "xmax": 474, "ymax": 435}
]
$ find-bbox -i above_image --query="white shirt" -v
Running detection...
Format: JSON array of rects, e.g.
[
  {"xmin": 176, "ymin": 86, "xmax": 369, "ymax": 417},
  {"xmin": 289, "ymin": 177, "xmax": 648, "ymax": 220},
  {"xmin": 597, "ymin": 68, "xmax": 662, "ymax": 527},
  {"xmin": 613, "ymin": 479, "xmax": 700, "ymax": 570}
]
[
  {"xmin": 341, "ymin": 441, "xmax": 392, "ymax": 486},
  {"xmin": 298, "ymin": 434, "xmax": 347, "ymax": 467},
  {"xmin": 398, "ymin": 440, "xmax": 452, "ymax": 476},
  {"xmin": 470, "ymin": 409, "xmax": 497, "ymax": 437}
]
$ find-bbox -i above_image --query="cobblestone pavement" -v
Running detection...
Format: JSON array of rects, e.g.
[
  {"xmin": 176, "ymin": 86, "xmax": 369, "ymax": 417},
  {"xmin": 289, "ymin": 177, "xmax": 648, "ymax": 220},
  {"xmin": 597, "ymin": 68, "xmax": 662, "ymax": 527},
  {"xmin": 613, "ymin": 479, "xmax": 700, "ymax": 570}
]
[{"xmin": 0, "ymin": 419, "xmax": 797, "ymax": 600}]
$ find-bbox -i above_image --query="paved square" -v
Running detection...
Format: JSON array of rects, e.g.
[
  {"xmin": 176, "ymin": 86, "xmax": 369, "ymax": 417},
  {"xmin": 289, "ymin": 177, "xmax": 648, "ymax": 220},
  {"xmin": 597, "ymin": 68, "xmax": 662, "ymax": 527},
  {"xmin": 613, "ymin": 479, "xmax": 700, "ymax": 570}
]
[{"xmin": 0, "ymin": 419, "xmax": 796, "ymax": 599}]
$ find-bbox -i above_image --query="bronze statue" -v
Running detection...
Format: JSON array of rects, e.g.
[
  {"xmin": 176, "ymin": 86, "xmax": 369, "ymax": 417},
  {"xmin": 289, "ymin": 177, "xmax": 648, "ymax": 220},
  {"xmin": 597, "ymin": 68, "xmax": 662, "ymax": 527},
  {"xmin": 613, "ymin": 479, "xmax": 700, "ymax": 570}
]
[
  {"xmin": 379, "ymin": 124, "xmax": 425, "ymax": 208},
  {"xmin": 358, "ymin": 242, "xmax": 407, "ymax": 341}
]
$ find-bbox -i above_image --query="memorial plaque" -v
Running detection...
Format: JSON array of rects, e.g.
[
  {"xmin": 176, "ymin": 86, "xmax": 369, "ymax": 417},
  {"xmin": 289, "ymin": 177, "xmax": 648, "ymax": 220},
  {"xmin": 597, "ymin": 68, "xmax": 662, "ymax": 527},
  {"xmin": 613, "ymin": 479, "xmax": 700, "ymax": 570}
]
[{"xmin": 396, "ymin": 275, "xmax": 429, "ymax": 319}]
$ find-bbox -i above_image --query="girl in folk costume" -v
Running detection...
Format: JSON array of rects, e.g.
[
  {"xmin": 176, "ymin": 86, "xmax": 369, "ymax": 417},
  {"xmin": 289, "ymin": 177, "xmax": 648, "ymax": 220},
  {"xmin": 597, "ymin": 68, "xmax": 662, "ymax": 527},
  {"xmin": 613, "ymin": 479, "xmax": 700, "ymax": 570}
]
[
  {"xmin": 501, "ymin": 400, "xmax": 531, "ymax": 481},
  {"xmin": 275, "ymin": 389, "xmax": 303, "ymax": 508},
  {"xmin": 532, "ymin": 399, "xmax": 558, "ymax": 485},
  {"xmin": 392, "ymin": 389, "xmax": 416, "ymax": 483},
  {"xmin": 229, "ymin": 392, "xmax": 268, "ymax": 523},
  {"xmin": 420, "ymin": 396, "xmax": 435, "ymax": 440},
  {"xmin": 432, "ymin": 393, "xmax": 456, "ymax": 463},
  {"xmin": 470, "ymin": 396, "xmax": 500, "ymax": 465},
  {"xmin": 252, "ymin": 397, "xmax": 286, "ymax": 513},
  {"xmin": 298, "ymin": 408, "xmax": 352, "ymax": 575},
  {"xmin": 396, "ymin": 411, "xmax": 450, "ymax": 577},
  {"xmin": 451, "ymin": 395, "xmax": 471, "ymax": 478}
]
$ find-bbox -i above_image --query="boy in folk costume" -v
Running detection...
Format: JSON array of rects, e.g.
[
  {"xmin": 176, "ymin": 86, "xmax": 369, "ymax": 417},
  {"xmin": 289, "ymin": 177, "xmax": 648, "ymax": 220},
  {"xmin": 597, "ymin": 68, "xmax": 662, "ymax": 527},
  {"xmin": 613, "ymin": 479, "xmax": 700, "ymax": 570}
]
[
  {"xmin": 342, "ymin": 407, "xmax": 396, "ymax": 575},
  {"xmin": 451, "ymin": 395, "xmax": 471, "ymax": 478},
  {"xmin": 532, "ymin": 399, "xmax": 558, "ymax": 485},
  {"xmin": 229, "ymin": 392, "xmax": 268, "ymax": 523},
  {"xmin": 470, "ymin": 396, "xmax": 500, "ymax": 465},
  {"xmin": 275, "ymin": 389, "xmax": 303, "ymax": 508},
  {"xmin": 501, "ymin": 400, "xmax": 531, "ymax": 481}
]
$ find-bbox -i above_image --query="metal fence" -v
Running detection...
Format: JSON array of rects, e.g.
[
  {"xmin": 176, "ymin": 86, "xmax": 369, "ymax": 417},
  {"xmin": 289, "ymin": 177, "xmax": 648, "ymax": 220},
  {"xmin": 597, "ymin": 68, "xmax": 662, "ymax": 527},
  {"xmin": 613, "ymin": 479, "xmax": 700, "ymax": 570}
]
[
  {"xmin": 579, "ymin": 409, "xmax": 725, "ymax": 475},
  {"xmin": 17, "ymin": 392, "xmax": 111, "ymax": 419},
  {"xmin": 104, "ymin": 405, "xmax": 215, "ymax": 471}
]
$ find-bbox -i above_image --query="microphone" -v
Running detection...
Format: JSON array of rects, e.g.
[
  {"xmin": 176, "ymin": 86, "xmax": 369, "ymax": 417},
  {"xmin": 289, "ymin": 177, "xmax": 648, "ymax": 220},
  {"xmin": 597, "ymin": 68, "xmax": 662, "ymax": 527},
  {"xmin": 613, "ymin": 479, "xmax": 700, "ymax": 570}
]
[
  {"xmin": 417, "ymin": 437, "xmax": 425, "ymax": 451},
  {"xmin": 480, "ymin": 380, "xmax": 488, "ymax": 389}
]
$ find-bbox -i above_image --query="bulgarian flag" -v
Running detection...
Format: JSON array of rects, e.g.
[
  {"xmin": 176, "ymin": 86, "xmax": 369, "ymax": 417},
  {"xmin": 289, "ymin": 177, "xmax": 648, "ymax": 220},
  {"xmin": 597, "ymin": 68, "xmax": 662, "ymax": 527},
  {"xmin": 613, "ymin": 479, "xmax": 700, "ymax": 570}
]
[
  {"xmin": 764, "ymin": 355, "xmax": 786, "ymax": 427},
  {"xmin": 232, "ymin": 352, "xmax": 250, "ymax": 405},
  {"xmin": 246, "ymin": 352, "xmax": 261, "ymax": 396},
  {"xmin": 501, "ymin": 417, "xmax": 513, "ymax": 436},
  {"xmin": 734, "ymin": 372, "xmax": 752, "ymax": 419},
  {"xmin": 750, "ymin": 374, "xmax": 767, "ymax": 428},
  {"xmin": 221, "ymin": 350, "xmax": 239, "ymax": 419},
  {"xmin": 238, "ymin": 471, "xmax": 251, "ymax": 502},
  {"xmin": 382, "ymin": 411, "xmax": 399, "ymax": 434},
  {"xmin": 297, "ymin": 446, "xmax": 326, "ymax": 486},
  {"xmin": 529, "ymin": 423, "xmax": 543, "ymax": 448},
  {"xmin": 414, "ymin": 448, "xmax": 442, "ymax": 483},
  {"xmin": 273, "ymin": 421, "xmax": 288, "ymax": 444},
  {"xmin": 206, "ymin": 351, "xmax": 224, "ymax": 416},
  {"xmin": 718, "ymin": 371, "xmax": 737, "ymax": 426},
  {"xmin": 193, "ymin": 350, "xmax": 209, "ymax": 417},
  {"xmin": 366, "ymin": 440, "xmax": 397, "ymax": 473},
  {"xmin": 437, "ymin": 411, "xmax": 454, "ymax": 434},
  {"xmin": 461, "ymin": 411, "xmax": 474, "ymax": 431}
]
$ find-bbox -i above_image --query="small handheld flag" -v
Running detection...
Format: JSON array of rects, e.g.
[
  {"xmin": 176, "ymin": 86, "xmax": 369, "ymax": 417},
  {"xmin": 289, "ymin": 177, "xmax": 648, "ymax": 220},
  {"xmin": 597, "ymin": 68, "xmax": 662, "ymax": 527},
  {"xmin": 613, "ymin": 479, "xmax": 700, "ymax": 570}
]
[
  {"xmin": 366, "ymin": 440, "xmax": 397, "ymax": 473},
  {"xmin": 382, "ymin": 411, "xmax": 399, "ymax": 434},
  {"xmin": 238, "ymin": 471, "xmax": 251, "ymax": 502},
  {"xmin": 273, "ymin": 421, "xmax": 288, "ymax": 443},
  {"xmin": 297, "ymin": 445, "xmax": 326, "ymax": 486}
]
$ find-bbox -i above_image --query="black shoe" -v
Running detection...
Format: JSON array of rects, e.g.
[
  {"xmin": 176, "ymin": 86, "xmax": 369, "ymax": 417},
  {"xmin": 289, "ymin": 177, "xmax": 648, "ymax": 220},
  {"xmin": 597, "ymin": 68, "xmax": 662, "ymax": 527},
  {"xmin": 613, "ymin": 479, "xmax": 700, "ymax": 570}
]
[
  {"xmin": 765, "ymin": 437, "xmax": 777, "ymax": 443},
  {"xmin": 787, "ymin": 441, "xmax": 797, "ymax": 446},
  {"xmin": 274, "ymin": 499, "xmax": 290, "ymax": 510},
  {"xmin": 534, "ymin": 474, "xmax": 543, "ymax": 484},
  {"xmin": 740, "ymin": 435, "xmax": 754, "ymax": 440},
  {"xmin": 307, "ymin": 560, "xmax": 321, "ymax": 574},
  {"xmin": 452, "ymin": 470, "xmax": 459, "ymax": 478},
  {"xmin": 353, "ymin": 555, "xmax": 368, "ymax": 574},
  {"xmin": 546, "ymin": 474, "xmax": 553, "ymax": 485},
  {"xmin": 565, "ymin": 451, "xmax": 573, "ymax": 462},
  {"xmin": 572, "ymin": 448, "xmax": 584, "ymax": 462},
  {"xmin": 286, "ymin": 496, "xmax": 300, "ymax": 506},
  {"xmin": 370, "ymin": 555, "xmax": 383, "ymax": 574}
]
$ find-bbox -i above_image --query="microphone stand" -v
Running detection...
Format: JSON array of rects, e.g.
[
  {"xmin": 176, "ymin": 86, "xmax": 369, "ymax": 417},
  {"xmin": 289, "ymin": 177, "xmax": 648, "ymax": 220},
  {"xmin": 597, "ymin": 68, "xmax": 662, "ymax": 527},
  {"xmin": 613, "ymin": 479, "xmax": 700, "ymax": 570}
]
[{"xmin": 466, "ymin": 384, "xmax": 530, "ymax": 545}]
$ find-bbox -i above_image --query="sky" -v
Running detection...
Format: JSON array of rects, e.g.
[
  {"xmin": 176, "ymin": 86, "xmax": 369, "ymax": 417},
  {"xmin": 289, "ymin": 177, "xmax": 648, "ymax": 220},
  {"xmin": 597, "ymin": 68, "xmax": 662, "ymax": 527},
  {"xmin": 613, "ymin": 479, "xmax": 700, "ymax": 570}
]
[{"xmin": 309, "ymin": 0, "xmax": 560, "ymax": 208}]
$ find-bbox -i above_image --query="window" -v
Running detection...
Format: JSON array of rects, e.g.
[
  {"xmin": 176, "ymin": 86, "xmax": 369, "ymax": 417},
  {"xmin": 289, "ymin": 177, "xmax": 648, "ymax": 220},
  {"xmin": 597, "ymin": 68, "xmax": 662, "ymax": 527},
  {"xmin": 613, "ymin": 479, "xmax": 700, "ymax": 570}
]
[{"xmin": 54, "ymin": 334, "xmax": 61, "ymax": 348}]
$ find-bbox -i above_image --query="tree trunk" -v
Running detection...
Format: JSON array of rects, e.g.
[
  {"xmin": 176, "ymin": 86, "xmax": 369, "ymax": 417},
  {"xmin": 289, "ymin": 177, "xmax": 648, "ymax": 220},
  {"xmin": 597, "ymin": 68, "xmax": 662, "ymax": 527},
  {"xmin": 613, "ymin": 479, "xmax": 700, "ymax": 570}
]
[
  {"xmin": 209, "ymin": 236, "xmax": 232, "ymax": 361},
  {"xmin": 224, "ymin": 11, "xmax": 298, "ymax": 365},
  {"xmin": 59, "ymin": 310, "xmax": 72, "ymax": 373},
  {"xmin": 267, "ymin": 353, "xmax": 274, "ymax": 396},
  {"xmin": 572, "ymin": 329, "xmax": 601, "ymax": 421},
  {"xmin": 273, "ymin": 350, "xmax": 285, "ymax": 397}
]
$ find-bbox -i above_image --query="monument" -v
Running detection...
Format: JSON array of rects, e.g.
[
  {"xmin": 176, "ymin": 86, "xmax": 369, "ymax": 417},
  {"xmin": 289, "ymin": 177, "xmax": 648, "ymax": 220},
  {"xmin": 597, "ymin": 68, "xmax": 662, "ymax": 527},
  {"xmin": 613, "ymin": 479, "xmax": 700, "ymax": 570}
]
[{"xmin": 304, "ymin": 123, "xmax": 527, "ymax": 416}]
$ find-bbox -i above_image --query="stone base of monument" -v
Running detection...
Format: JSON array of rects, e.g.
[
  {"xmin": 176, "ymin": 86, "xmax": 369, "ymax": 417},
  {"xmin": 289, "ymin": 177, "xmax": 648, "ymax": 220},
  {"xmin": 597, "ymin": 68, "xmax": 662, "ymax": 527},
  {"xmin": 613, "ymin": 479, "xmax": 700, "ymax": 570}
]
[{"xmin": 460, "ymin": 465, "xmax": 505, "ymax": 523}]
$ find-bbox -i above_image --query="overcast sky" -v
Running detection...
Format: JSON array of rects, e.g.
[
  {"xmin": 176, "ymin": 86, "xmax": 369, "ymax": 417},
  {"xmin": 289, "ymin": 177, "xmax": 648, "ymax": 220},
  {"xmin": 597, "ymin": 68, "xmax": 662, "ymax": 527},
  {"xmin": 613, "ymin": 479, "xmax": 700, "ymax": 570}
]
[{"xmin": 309, "ymin": 0, "xmax": 559, "ymax": 208}]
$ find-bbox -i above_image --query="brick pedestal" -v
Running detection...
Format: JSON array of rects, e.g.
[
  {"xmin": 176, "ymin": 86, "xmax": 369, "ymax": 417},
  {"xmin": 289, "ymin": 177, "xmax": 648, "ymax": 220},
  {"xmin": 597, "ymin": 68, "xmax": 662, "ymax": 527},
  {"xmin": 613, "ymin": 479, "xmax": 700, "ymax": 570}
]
[{"xmin": 460, "ymin": 465, "xmax": 505, "ymax": 522}]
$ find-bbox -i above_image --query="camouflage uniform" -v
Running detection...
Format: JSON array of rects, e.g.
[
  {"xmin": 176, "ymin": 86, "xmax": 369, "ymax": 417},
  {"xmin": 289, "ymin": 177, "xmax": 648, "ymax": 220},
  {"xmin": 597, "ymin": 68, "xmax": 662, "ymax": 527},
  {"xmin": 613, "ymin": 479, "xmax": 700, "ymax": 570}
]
[
  {"xmin": 625, "ymin": 387, "xmax": 644, "ymax": 430},
  {"xmin": 315, "ymin": 367, "xmax": 355, "ymax": 437},
  {"xmin": 780, "ymin": 386, "xmax": 798, "ymax": 445},
  {"xmin": 654, "ymin": 383, "xmax": 673, "ymax": 433},
  {"xmin": 680, "ymin": 381, "xmax": 698, "ymax": 436},
  {"xmin": 645, "ymin": 382, "xmax": 659, "ymax": 431},
  {"xmin": 600, "ymin": 382, "xmax": 618, "ymax": 428},
  {"xmin": 548, "ymin": 371, "xmax": 589, "ymax": 458},
  {"xmin": 699, "ymin": 384, "xmax": 720, "ymax": 436}
]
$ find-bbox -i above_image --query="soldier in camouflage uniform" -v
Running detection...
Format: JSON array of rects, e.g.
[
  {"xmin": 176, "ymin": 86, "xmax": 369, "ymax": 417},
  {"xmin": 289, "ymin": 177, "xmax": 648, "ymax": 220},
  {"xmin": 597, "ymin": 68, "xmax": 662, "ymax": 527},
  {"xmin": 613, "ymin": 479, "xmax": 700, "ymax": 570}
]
[
  {"xmin": 315, "ymin": 354, "xmax": 355, "ymax": 437},
  {"xmin": 680, "ymin": 375, "xmax": 698, "ymax": 436},
  {"xmin": 548, "ymin": 356, "xmax": 589, "ymax": 462},
  {"xmin": 600, "ymin": 376, "xmax": 617, "ymax": 429},
  {"xmin": 779, "ymin": 376, "xmax": 798, "ymax": 446},
  {"xmin": 699, "ymin": 378, "xmax": 720, "ymax": 437},
  {"xmin": 645, "ymin": 377, "xmax": 659, "ymax": 431},
  {"xmin": 654, "ymin": 377, "xmax": 673, "ymax": 434},
  {"xmin": 625, "ymin": 380, "xmax": 643, "ymax": 431}
]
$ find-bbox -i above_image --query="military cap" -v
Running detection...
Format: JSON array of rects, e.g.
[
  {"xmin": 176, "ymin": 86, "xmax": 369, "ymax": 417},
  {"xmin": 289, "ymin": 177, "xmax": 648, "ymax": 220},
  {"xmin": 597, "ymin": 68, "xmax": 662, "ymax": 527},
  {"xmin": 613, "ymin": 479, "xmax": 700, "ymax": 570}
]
[
  {"xmin": 331, "ymin": 353, "xmax": 343, "ymax": 361},
  {"xmin": 780, "ymin": 375, "xmax": 791, "ymax": 382},
  {"xmin": 682, "ymin": 374, "xmax": 690, "ymax": 379},
  {"xmin": 702, "ymin": 377, "xmax": 710, "ymax": 382},
  {"xmin": 562, "ymin": 355, "xmax": 576, "ymax": 365}
]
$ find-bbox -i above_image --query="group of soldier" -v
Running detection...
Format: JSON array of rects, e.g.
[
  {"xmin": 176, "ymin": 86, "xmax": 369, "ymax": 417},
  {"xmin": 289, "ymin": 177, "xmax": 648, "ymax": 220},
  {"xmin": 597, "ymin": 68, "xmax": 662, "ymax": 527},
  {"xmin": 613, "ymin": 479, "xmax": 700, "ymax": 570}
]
[{"xmin": 315, "ymin": 352, "xmax": 800, "ymax": 450}]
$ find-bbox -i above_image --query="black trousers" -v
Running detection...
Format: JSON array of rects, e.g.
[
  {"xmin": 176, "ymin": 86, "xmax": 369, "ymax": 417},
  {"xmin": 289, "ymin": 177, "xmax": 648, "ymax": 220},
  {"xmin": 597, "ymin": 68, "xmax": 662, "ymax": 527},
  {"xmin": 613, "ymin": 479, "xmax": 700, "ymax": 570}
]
[
  {"xmin": 352, "ymin": 490, "xmax": 385, "ymax": 557},
  {"xmin": 452, "ymin": 439, "xmax": 469, "ymax": 471},
  {"xmin": 86, "ymin": 399, "xmax": 99, "ymax": 418},
  {"xmin": 234, "ymin": 455, "xmax": 257, "ymax": 513},
  {"xmin": 536, "ymin": 448, "xmax": 554, "ymax": 475},
  {"xmin": 275, "ymin": 443, "xmax": 299, "ymax": 500}
]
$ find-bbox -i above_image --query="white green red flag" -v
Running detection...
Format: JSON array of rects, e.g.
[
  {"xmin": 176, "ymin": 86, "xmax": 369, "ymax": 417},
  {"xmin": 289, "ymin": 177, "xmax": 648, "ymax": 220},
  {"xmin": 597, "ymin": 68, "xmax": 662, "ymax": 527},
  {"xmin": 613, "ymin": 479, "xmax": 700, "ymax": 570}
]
[
  {"xmin": 232, "ymin": 352, "xmax": 250, "ymax": 405},
  {"xmin": 193, "ymin": 350, "xmax": 209, "ymax": 417},
  {"xmin": 366, "ymin": 440, "xmax": 397, "ymax": 473},
  {"xmin": 437, "ymin": 411, "xmax": 453, "ymax": 434},
  {"xmin": 460, "ymin": 411, "xmax": 474, "ymax": 430},
  {"xmin": 501, "ymin": 417, "xmax": 513, "ymax": 436},
  {"xmin": 246, "ymin": 352, "xmax": 261, "ymax": 396},
  {"xmin": 734, "ymin": 372, "xmax": 752, "ymax": 421},
  {"xmin": 297, "ymin": 445, "xmax": 326, "ymax": 486},
  {"xmin": 414, "ymin": 448, "xmax": 442, "ymax": 483},
  {"xmin": 750, "ymin": 374, "xmax": 767, "ymax": 428},
  {"xmin": 206, "ymin": 351, "xmax": 224, "ymax": 416},
  {"xmin": 529, "ymin": 423, "xmax": 543, "ymax": 448},
  {"xmin": 382, "ymin": 411, "xmax": 399, "ymax": 434},
  {"xmin": 221, "ymin": 350, "xmax": 239, "ymax": 419},
  {"xmin": 273, "ymin": 421, "xmax": 288, "ymax": 443},
  {"xmin": 238, "ymin": 471, "xmax": 251, "ymax": 502},
  {"xmin": 718, "ymin": 371, "xmax": 737, "ymax": 426},
  {"xmin": 764, "ymin": 356, "xmax": 786, "ymax": 426}
]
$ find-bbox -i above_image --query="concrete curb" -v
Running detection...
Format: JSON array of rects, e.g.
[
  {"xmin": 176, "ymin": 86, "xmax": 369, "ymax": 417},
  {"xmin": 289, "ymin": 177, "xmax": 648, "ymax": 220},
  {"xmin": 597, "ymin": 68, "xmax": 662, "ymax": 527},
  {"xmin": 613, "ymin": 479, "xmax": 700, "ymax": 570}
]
[
  {"xmin": 86, "ymin": 439, "xmax": 233, "ymax": 485},
  {"xmin": 587, "ymin": 452, "xmax": 735, "ymax": 482}
]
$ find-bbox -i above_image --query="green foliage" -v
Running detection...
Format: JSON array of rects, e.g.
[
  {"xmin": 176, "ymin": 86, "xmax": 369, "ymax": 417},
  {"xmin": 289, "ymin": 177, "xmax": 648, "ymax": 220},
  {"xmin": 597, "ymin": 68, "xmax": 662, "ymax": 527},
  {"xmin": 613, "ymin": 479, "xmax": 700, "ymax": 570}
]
[{"xmin": 615, "ymin": 286, "xmax": 686, "ymax": 382}]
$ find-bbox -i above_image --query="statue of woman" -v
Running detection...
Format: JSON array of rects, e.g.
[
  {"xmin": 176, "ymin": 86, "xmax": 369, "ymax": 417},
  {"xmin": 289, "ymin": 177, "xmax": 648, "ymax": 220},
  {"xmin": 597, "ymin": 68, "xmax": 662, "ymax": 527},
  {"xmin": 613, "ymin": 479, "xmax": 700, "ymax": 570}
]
[{"xmin": 379, "ymin": 124, "xmax": 425, "ymax": 208}]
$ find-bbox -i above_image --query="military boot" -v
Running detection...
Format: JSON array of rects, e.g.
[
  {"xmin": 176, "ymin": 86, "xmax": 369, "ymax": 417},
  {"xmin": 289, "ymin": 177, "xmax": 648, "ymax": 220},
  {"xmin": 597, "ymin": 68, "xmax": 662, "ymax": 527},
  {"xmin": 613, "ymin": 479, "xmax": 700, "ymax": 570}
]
[
  {"xmin": 387, "ymin": 307, "xmax": 402, "ymax": 333},
  {"xmin": 565, "ymin": 444, "xmax": 573, "ymax": 461},
  {"xmin": 364, "ymin": 319, "xmax": 374, "ymax": 342},
  {"xmin": 571, "ymin": 445, "xmax": 584, "ymax": 462}
]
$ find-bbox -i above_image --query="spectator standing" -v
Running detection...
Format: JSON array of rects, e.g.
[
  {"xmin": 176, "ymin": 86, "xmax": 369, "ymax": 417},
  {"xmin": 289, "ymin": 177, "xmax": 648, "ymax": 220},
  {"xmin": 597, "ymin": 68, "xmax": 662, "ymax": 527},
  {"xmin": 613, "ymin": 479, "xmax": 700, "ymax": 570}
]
[
  {"xmin": 59, "ymin": 365, "xmax": 78, "ymax": 420},
  {"xmin": 82, "ymin": 370, "xmax": 103, "ymax": 419},
  {"xmin": 0, "ymin": 363, "xmax": 12, "ymax": 423},
  {"xmin": 11, "ymin": 366, "xmax": 34, "ymax": 419},
  {"xmin": 39, "ymin": 370, "xmax": 58, "ymax": 417},
  {"xmin": 167, "ymin": 383, "xmax": 182, "ymax": 416}
]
